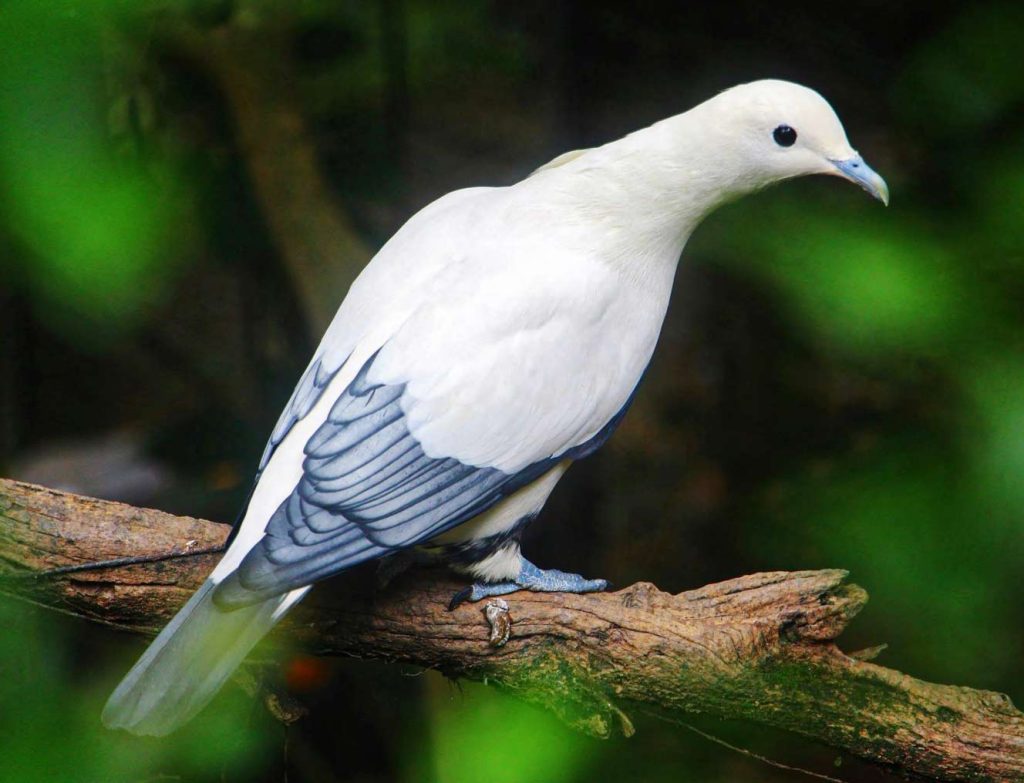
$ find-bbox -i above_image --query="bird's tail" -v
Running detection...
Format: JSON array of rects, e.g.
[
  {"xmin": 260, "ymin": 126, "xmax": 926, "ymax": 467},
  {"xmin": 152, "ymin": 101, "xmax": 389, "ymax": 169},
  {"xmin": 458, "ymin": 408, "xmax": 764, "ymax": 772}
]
[{"xmin": 102, "ymin": 578, "xmax": 303, "ymax": 736}]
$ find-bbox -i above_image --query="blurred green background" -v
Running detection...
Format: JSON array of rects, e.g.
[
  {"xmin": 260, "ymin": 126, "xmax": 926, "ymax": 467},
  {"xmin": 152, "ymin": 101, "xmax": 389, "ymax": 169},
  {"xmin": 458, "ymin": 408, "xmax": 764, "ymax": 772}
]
[{"xmin": 1, "ymin": 1, "xmax": 1022, "ymax": 781}]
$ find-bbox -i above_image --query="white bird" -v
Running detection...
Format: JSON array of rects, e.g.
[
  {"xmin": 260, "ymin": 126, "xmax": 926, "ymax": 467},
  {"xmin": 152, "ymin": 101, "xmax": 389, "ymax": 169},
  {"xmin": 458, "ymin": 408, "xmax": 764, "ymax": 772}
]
[{"xmin": 103, "ymin": 79, "xmax": 888, "ymax": 735}]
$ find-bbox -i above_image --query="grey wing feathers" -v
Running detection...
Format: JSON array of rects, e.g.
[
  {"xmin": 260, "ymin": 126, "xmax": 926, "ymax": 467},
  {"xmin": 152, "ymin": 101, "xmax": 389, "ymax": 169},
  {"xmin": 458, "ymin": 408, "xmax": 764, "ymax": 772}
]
[
  {"xmin": 213, "ymin": 356, "xmax": 548, "ymax": 608},
  {"xmin": 258, "ymin": 355, "xmax": 343, "ymax": 473},
  {"xmin": 213, "ymin": 351, "xmax": 639, "ymax": 610}
]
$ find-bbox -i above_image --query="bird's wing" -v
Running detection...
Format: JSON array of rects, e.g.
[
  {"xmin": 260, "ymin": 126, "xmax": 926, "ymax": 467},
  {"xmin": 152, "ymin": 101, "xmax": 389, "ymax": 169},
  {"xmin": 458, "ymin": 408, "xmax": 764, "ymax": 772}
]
[
  {"xmin": 214, "ymin": 182, "xmax": 655, "ymax": 605},
  {"xmin": 214, "ymin": 354, "xmax": 588, "ymax": 607},
  {"xmin": 214, "ymin": 184, "xmax": 656, "ymax": 607}
]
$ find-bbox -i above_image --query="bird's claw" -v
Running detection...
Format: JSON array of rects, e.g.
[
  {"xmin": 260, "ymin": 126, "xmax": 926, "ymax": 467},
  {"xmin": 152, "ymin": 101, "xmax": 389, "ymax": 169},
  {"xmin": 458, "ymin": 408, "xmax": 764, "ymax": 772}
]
[{"xmin": 448, "ymin": 581, "xmax": 520, "ymax": 610}]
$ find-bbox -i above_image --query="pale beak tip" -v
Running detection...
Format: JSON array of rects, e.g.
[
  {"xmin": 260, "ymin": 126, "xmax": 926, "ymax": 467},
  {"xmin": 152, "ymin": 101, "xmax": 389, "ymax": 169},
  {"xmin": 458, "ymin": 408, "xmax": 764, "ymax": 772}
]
[
  {"xmin": 876, "ymin": 179, "xmax": 891, "ymax": 208},
  {"xmin": 831, "ymin": 155, "xmax": 890, "ymax": 207}
]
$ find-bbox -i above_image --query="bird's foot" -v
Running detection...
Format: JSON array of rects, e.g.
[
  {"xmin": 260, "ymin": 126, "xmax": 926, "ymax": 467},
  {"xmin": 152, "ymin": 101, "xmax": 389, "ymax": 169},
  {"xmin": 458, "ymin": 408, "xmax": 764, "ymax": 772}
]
[{"xmin": 448, "ymin": 559, "xmax": 608, "ymax": 610}]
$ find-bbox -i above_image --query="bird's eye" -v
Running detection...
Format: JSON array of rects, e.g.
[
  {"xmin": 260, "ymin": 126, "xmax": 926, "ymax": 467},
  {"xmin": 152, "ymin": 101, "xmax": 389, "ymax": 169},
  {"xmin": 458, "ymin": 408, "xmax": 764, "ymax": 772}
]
[{"xmin": 773, "ymin": 125, "xmax": 797, "ymax": 147}]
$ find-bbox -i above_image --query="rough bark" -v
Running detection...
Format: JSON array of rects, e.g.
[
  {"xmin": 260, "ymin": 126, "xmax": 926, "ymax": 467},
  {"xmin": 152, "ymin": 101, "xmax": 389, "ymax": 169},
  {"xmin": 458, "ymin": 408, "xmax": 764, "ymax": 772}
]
[{"xmin": 1, "ymin": 477, "xmax": 1022, "ymax": 782}]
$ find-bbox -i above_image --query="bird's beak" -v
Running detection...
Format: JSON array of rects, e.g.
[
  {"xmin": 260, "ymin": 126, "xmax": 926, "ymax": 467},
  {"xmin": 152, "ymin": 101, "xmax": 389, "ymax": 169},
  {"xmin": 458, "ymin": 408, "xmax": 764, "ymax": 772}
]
[{"xmin": 829, "ymin": 154, "xmax": 889, "ymax": 206}]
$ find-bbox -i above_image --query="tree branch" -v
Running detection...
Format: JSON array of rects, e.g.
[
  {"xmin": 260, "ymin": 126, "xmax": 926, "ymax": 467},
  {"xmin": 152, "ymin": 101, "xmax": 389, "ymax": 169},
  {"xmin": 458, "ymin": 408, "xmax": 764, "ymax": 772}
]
[{"xmin": 1, "ymin": 477, "xmax": 1021, "ymax": 781}]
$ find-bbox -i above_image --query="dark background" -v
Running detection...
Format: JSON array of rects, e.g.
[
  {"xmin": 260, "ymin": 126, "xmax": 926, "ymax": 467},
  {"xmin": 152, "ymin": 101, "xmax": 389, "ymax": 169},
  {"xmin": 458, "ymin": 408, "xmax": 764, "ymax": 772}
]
[{"xmin": 1, "ymin": 1, "xmax": 1022, "ymax": 781}]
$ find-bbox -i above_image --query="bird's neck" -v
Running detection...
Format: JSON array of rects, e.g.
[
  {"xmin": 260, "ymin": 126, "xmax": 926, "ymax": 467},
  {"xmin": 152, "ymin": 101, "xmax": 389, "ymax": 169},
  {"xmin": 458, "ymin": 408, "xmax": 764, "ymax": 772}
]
[{"xmin": 524, "ymin": 108, "xmax": 754, "ymax": 271}]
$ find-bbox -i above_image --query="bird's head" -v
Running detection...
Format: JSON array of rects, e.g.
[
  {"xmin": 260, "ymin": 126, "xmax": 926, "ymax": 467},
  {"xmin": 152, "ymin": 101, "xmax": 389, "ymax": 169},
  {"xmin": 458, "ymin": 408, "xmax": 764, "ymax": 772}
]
[{"xmin": 699, "ymin": 79, "xmax": 889, "ymax": 205}]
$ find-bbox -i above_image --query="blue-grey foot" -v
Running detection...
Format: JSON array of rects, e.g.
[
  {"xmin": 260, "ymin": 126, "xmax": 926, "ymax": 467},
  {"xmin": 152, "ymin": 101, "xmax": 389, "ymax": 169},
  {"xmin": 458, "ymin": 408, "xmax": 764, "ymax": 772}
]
[{"xmin": 448, "ymin": 559, "xmax": 609, "ymax": 610}]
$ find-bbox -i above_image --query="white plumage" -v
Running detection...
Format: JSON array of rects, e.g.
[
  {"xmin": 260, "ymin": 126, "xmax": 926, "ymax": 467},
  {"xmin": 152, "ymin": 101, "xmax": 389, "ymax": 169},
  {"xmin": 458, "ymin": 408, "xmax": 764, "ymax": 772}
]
[{"xmin": 103, "ymin": 79, "xmax": 888, "ymax": 735}]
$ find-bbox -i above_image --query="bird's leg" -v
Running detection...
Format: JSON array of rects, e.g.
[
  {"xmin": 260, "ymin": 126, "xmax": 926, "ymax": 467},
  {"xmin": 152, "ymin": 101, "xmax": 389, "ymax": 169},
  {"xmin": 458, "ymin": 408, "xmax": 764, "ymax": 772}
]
[{"xmin": 448, "ymin": 558, "xmax": 608, "ymax": 610}]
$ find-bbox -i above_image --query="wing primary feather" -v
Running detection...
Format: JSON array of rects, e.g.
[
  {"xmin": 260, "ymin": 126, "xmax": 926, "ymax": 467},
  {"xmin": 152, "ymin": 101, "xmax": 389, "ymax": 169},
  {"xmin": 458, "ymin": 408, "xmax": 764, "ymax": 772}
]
[
  {"xmin": 341, "ymin": 457, "xmax": 456, "ymax": 511},
  {"xmin": 306, "ymin": 436, "xmax": 419, "ymax": 493}
]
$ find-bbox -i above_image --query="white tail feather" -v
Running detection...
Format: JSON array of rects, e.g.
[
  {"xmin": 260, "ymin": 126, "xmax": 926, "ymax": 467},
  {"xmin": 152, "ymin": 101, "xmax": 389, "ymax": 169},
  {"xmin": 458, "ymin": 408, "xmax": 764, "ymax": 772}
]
[{"xmin": 102, "ymin": 579, "xmax": 307, "ymax": 736}]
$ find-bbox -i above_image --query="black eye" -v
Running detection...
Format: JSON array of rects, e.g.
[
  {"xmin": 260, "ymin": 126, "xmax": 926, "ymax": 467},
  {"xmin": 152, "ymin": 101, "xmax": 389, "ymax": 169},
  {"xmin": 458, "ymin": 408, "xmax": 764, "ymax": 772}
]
[{"xmin": 773, "ymin": 125, "xmax": 797, "ymax": 147}]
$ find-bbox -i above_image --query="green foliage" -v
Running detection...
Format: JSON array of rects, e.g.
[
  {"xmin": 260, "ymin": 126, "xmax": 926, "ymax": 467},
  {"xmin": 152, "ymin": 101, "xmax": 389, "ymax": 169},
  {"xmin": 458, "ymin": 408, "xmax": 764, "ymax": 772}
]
[
  {"xmin": 0, "ymin": 2, "xmax": 187, "ymax": 343},
  {"xmin": 895, "ymin": 2, "xmax": 1024, "ymax": 137},
  {"xmin": 408, "ymin": 681, "xmax": 590, "ymax": 783},
  {"xmin": 698, "ymin": 197, "xmax": 970, "ymax": 356},
  {"xmin": 967, "ymin": 357, "xmax": 1024, "ymax": 513},
  {"xmin": 0, "ymin": 600, "xmax": 276, "ymax": 782}
]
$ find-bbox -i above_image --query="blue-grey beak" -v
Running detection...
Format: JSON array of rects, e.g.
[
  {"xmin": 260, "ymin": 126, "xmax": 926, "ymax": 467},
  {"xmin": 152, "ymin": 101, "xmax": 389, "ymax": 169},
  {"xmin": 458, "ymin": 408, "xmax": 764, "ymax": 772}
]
[{"xmin": 830, "ymin": 154, "xmax": 889, "ymax": 206}]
